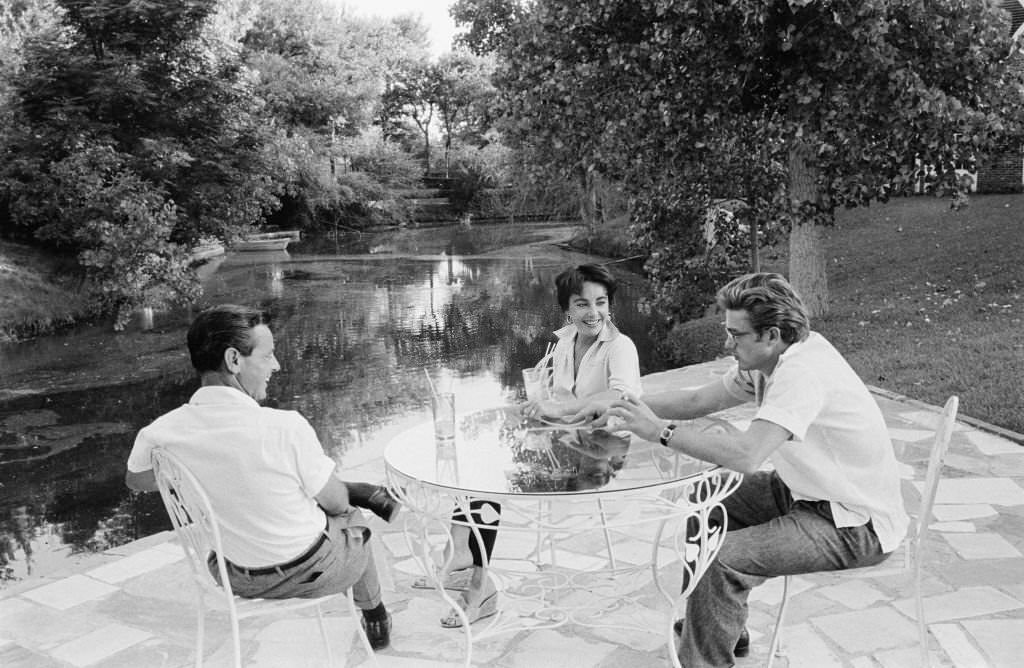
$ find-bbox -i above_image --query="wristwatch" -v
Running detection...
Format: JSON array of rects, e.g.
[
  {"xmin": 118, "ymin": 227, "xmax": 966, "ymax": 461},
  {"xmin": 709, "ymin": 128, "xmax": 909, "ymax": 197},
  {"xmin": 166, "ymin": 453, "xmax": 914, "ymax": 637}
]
[{"xmin": 658, "ymin": 422, "xmax": 677, "ymax": 446}]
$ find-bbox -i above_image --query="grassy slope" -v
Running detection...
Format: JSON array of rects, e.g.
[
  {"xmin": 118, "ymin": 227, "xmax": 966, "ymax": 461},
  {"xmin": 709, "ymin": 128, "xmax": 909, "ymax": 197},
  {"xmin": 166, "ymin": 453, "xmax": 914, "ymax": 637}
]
[
  {"xmin": 811, "ymin": 193, "xmax": 1023, "ymax": 434},
  {"xmin": 0, "ymin": 240, "xmax": 87, "ymax": 341}
]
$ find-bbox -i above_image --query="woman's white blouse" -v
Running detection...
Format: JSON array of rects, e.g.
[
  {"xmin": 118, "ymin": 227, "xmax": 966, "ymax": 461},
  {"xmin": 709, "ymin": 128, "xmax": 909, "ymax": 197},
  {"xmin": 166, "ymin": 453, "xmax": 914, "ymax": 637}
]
[{"xmin": 548, "ymin": 320, "xmax": 642, "ymax": 400}]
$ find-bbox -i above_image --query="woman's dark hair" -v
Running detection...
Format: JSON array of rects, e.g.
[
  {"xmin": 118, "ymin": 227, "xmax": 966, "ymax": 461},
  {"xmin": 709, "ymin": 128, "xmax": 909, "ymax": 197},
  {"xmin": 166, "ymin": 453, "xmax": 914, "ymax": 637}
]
[
  {"xmin": 187, "ymin": 304, "xmax": 268, "ymax": 373},
  {"xmin": 715, "ymin": 273, "xmax": 810, "ymax": 344},
  {"xmin": 554, "ymin": 264, "xmax": 618, "ymax": 311}
]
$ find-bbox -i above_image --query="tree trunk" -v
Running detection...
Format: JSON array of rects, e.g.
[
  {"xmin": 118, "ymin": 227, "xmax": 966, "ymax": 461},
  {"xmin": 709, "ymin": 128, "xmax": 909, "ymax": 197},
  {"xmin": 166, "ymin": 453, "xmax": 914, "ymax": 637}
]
[
  {"xmin": 787, "ymin": 144, "xmax": 829, "ymax": 317},
  {"xmin": 748, "ymin": 214, "xmax": 760, "ymax": 273},
  {"xmin": 423, "ymin": 128, "xmax": 431, "ymax": 173},
  {"xmin": 578, "ymin": 165, "xmax": 598, "ymax": 231}
]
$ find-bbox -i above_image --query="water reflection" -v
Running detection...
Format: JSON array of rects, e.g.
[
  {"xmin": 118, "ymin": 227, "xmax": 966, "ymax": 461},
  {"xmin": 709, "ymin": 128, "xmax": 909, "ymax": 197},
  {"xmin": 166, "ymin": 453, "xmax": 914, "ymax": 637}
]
[{"xmin": 0, "ymin": 239, "xmax": 669, "ymax": 583}]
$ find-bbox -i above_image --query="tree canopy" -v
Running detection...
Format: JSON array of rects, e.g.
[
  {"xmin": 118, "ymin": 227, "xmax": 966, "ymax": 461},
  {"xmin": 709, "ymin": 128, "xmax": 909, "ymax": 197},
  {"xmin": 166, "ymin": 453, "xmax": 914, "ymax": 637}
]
[
  {"xmin": 454, "ymin": 0, "xmax": 1024, "ymax": 317},
  {"xmin": 3, "ymin": 0, "xmax": 281, "ymax": 325},
  {"xmin": 0, "ymin": 0, "xmax": 450, "ymax": 327}
]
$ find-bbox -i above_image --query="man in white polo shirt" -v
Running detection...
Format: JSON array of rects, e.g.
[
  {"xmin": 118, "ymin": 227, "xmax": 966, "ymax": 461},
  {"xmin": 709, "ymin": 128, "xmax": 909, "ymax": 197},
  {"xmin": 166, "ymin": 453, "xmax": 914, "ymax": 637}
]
[
  {"xmin": 575, "ymin": 273, "xmax": 908, "ymax": 668},
  {"xmin": 125, "ymin": 304, "xmax": 394, "ymax": 650}
]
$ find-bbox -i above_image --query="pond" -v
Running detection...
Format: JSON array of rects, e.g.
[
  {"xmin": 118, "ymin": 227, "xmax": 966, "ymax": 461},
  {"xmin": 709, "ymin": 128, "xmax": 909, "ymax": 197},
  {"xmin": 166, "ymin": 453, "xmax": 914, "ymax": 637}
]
[{"xmin": 0, "ymin": 223, "xmax": 672, "ymax": 583}]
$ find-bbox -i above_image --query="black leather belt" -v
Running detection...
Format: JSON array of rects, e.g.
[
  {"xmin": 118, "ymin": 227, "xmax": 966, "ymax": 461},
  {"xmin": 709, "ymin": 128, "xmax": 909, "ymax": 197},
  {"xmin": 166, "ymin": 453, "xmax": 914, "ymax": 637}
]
[{"xmin": 226, "ymin": 531, "xmax": 328, "ymax": 576}]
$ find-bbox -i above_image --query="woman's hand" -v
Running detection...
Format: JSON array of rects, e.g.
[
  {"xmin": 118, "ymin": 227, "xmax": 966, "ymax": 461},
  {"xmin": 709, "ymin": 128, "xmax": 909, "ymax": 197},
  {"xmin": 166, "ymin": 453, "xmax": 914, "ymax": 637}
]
[
  {"xmin": 521, "ymin": 399, "xmax": 564, "ymax": 420},
  {"xmin": 565, "ymin": 397, "xmax": 615, "ymax": 425}
]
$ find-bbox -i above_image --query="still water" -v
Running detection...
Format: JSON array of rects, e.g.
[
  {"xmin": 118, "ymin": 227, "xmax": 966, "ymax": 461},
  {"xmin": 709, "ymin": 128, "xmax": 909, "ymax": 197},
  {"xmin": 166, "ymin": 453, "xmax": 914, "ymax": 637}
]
[{"xmin": 0, "ymin": 225, "xmax": 671, "ymax": 582}]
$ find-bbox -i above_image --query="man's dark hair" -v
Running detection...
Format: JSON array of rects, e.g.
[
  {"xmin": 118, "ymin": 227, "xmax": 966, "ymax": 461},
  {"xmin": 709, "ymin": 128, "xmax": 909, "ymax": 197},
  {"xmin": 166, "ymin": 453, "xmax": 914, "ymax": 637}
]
[
  {"xmin": 187, "ymin": 304, "xmax": 268, "ymax": 373},
  {"xmin": 554, "ymin": 264, "xmax": 618, "ymax": 311},
  {"xmin": 715, "ymin": 273, "xmax": 810, "ymax": 344}
]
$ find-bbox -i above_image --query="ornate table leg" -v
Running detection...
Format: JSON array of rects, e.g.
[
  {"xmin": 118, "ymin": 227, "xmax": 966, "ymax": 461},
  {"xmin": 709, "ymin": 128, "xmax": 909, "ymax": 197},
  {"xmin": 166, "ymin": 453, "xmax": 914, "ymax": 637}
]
[{"xmin": 651, "ymin": 469, "xmax": 743, "ymax": 668}]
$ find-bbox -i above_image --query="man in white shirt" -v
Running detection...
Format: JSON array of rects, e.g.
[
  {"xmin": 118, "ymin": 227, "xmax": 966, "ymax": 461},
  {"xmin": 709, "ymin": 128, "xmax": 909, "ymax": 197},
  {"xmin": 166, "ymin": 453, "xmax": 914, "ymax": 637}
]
[
  {"xmin": 125, "ymin": 304, "xmax": 394, "ymax": 650},
  {"xmin": 575, "ymin": 273, "xmax": 908, "ymax": 667}
]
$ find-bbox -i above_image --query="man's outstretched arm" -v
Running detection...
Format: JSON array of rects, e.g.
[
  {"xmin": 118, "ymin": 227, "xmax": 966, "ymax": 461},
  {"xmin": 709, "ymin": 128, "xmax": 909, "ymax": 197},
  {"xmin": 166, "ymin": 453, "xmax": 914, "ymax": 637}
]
[
  {"xmin": 642, "ymin": 378, "xmax": 745, "ymax": 421},
  {"xmin": 568, "ymin": 378, "xmax": 743, "ymax": 425},
  {"xmin": 607, "ymin": 393, "xmax": 791, "ymax": 474}
]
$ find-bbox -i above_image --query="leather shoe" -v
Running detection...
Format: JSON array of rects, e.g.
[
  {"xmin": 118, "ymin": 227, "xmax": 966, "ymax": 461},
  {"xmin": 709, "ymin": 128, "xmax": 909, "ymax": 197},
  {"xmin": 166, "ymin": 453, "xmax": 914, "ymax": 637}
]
[
  {"xmin": 734, "ymin": 628, "xmax": 750, "ymax": 657},
  {"xmin": 364, "ymin": 486, "xmax": 400, "ymax": 523},
  {"xmin": 361, "ymin": 612, "xmax": 392, "ymax": 650},
  {"xmin": 672, "ymin": 621, "xmax": 749, "ymax": 657}
]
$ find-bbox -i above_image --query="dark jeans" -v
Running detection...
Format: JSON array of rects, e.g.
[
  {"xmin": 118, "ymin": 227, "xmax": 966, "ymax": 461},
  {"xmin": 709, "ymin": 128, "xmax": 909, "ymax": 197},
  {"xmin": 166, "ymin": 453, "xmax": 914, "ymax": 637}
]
[{"xmin": 678, "ymin": 471, "xmax": 890, "ymax": 668}]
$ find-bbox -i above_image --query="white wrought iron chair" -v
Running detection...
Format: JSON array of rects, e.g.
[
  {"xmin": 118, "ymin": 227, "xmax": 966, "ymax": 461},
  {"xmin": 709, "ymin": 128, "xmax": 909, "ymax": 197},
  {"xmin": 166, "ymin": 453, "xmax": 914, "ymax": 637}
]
[
  {"xmin": 151, "ymin": 447, "xmax": 377, "ymax": 668},
  {"xmin": 766, "ymin": 395, "xmax": 959, "ymax": 668}
]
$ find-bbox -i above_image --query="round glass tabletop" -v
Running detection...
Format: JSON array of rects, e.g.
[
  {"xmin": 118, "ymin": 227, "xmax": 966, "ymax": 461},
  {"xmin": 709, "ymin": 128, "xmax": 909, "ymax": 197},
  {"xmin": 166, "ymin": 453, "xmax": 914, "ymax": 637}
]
[{"xmin": 384, "ymin": 406, "xmax": 723, "ymax": 497}]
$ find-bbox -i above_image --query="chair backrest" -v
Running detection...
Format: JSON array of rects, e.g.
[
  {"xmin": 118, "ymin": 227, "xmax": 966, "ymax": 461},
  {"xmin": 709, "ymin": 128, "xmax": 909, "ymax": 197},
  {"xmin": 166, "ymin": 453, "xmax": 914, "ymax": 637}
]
[
  {"xmin": 151, "ymin": 447, "xmax": 236, "ymax": 599},
  {"xmin": 913, "ymin": 396, "xmax": 959, "ymax": 546}
]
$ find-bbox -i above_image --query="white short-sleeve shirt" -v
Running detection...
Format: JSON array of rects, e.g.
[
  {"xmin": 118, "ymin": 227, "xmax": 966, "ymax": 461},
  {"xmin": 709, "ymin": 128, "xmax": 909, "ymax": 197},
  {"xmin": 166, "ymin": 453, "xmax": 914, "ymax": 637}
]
[
  {"xmin": 550, "ymin": 320, "xmax": 642, "ymax": 400},
  {"xmin": 722, "ymin": 332, "xmax": 909, "ymax": 553},
  {"xmin": 127, "ymin": 386, "xmax": 336, "ymax": 567}
]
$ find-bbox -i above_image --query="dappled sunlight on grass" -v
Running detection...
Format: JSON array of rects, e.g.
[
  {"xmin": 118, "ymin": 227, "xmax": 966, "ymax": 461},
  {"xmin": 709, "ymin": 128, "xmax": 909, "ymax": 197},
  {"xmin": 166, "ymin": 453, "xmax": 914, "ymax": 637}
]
[
  {"xmin": 667, "ymin": 194, "xmax": 1024, "ymax": 434},
  {"xmin": 817, "ymin": 194, "xmax": 1024, "ymax": 433}
]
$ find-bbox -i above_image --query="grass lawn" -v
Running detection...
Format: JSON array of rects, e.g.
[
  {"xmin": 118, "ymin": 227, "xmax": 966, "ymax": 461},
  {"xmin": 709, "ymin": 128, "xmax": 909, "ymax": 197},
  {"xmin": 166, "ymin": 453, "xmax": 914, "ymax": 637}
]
[
  {"xmin": 810, "ymin": 193, "xmax": 1023, "ymax": 435},
  {"xmin": 0, "ymin": 240, "xmax": 87, "ymax": 341},
  {"xmin": 653, "ymin": 193, "xmax": 1024, "ymax": 435}
]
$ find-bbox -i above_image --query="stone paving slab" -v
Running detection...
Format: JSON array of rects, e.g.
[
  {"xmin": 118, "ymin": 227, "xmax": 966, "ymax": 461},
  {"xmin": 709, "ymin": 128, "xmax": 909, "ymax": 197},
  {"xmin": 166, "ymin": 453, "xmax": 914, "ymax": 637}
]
[{"xmin": 2, "ymin": 358, "xmax": 1024, "ymax": 667}]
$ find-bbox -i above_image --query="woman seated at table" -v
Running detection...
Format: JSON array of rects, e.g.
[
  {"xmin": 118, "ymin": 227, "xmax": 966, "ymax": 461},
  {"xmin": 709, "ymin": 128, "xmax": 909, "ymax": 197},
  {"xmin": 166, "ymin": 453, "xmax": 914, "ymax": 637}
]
[{"xmin": 415, "ymin": 263, "xmax": 642, "ymax": 627}]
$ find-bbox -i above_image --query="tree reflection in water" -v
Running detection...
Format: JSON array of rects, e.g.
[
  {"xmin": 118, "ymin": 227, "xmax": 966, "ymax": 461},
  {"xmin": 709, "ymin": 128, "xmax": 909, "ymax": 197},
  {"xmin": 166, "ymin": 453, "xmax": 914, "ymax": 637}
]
[{"xmin": 0, "ymin": 248, "xmax": 669, "ymax": 582}]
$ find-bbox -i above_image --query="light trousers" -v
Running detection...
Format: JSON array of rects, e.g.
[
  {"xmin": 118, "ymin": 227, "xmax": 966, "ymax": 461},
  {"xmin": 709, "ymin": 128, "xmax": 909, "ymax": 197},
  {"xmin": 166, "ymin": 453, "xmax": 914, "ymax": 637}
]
[{"xmin": 212, "ymin": 509, "xmax": 382, "ymax": 610}]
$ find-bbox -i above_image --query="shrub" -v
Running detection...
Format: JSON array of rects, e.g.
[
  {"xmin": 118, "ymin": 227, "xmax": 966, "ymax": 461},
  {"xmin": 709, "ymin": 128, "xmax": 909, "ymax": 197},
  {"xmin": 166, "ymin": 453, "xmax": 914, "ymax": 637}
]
[
  {"xmin": 660, "ymin": 314, "xmax": 727, "ymax": 367},
  {"xmin": 36, "ymin": 145, "xmax": 198, "ymax": 329}
]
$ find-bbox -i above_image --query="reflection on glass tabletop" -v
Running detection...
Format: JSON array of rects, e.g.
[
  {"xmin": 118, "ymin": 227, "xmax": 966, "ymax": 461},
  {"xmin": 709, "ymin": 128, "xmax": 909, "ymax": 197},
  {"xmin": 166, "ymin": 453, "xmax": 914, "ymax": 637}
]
[{"xmin": 384, "ymin": 406, "xmax": 721, "ymax": 496}]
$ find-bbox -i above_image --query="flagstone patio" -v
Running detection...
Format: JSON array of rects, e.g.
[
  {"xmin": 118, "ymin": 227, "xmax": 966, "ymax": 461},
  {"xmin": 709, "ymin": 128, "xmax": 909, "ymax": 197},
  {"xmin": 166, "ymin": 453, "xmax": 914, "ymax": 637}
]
[{"xmin": 2, "ymin": 358, "xmax": 1023, "ymax": 667}]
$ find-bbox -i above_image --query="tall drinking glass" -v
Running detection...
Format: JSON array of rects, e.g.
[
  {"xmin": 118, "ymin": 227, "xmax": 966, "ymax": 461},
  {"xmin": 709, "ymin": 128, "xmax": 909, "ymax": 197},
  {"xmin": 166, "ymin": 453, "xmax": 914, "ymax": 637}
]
[
  {"xmin": 522, "ymin": 368, "xmax": 550, "ymax": 403},
  {"xmin": 431, "ymin": 392, "xmax": 456, "ymax": 444}
]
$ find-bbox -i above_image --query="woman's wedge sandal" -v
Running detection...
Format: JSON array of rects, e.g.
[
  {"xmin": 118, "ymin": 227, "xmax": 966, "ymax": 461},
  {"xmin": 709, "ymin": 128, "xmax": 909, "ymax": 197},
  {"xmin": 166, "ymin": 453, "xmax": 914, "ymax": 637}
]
[
  {"xmin": 411, "ymin": 566, "xmax": 473, "ymax": 591},
  {"xmin": 439, "ymin": 591, "xmax": 499, "ymax": 628}
]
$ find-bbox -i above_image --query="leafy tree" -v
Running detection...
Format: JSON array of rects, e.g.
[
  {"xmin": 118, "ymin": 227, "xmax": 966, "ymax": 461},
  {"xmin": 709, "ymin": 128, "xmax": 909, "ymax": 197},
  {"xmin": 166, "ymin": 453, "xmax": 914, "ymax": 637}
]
[
  {"xmin": 434, "ymin": 51, "xmax": 497, "ymax": 175},
  {"xmin": 241, "ymin": 0, "xmax": 383, "ymax": 132},
  {"xmin": 381, "ymin": 60, "xmax": 441, "ymax": 170},
  {"xmin": 241, "ymin": 2, "xmax": 431, "ymax": 228},
  {"xmin": 454, "ymin": 0, "xmax": 1024, "ymax": 317},
  {"xmin": 0, "ymin": 0, "xmax": 62, "ymax": 237},
  {"xmin": 3, "ymin": 0, "xmax": 279, "ymax": 326}
]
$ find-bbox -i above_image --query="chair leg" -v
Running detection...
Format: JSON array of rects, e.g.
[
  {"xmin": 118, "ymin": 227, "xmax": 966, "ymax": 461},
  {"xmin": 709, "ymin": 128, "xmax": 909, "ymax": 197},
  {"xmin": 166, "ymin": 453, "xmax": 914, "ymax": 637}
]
[
  {"xmin": 914, "ymin": 559, "xmax": 930, "ymax": 668},
  {"xmin": 226, "ymin": 602, "xmax": 243, "ymax": 668},
  {"xmin": 194, "ymin": 596, "xmax": 205, "ymax": 668},
  {"xmin": 766, "ymin": 575, "xmax": 792, "ymax": 668},
  {"xmin": 348, "ymin": 589, "xmax": 379, "ymax": 666},
  {"xmin": 314, "ymin": 603, "xmax": 334, "ymax": 666}
]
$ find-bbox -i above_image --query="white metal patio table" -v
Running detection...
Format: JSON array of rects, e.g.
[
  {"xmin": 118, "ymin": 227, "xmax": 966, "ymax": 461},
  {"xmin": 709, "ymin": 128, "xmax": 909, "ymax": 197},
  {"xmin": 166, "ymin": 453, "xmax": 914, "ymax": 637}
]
[{"xmin": 385, "ymin": 406, "xmax": 742, "ymax": 667}]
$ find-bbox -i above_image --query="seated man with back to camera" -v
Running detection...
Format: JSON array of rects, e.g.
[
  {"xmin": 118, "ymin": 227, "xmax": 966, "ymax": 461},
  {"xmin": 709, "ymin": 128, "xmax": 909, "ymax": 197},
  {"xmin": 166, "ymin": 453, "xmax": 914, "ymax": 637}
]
[
  {"xmin": 573, "ymin": 272, "xmax": 908, "ymax": 667},
  {"xmin": 125, "ymin": 304, "xmax": 397, "ymax": 650}
]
